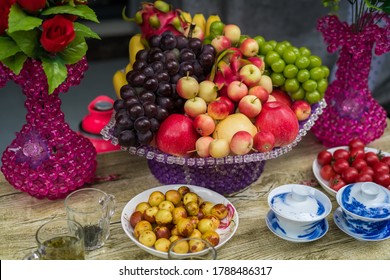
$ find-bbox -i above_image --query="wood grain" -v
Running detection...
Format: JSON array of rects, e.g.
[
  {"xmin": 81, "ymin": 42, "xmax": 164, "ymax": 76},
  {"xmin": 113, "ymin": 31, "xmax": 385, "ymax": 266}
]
[{"xmin": 1, "ymin": 121, "xmax": 390, "ymax": 260}]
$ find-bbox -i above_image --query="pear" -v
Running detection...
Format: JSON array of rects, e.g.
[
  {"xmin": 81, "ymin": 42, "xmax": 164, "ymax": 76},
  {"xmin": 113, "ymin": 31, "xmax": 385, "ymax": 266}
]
[{"xmin": 213, "ymin": 113, "xmax": 257, "ymax": 143}]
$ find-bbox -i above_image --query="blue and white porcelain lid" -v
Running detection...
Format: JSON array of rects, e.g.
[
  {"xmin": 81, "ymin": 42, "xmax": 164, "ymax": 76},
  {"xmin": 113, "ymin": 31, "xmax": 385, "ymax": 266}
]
[
  {"xmin": 336, "ymin": 182, "xmax": 390, "ymax": 220},
  {"xmin": 268, "ymin": 184, "xmax": 331, "ymax": 222}
]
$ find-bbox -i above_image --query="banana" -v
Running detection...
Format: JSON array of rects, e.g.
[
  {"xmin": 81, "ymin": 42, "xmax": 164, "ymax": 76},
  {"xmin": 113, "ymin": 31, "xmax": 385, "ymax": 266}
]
[
  {"xmin": 113, "ymin": 69, "xmax": 127, "ymax": 99},
  {"xmin": 192, "ymin": 13, "xmax": 206, "ymax": 34},
  {"xmin": 205, "ymin": 14, "xmax": 221, "ymax": 37},
  {"xmin": 125, "ymin": 62, "xmax": 133, "ymax": 74},
  {"xmin": 129, "ymin": 33, "xmax": 145, "ymax": 66},
  {"xmin": 180, "ymin": 10, "xmax": 192, "ymax": 25}
]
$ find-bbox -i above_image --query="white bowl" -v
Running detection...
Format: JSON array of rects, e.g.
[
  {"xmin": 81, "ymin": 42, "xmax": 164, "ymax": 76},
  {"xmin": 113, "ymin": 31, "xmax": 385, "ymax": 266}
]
[
  {"xmin": 312, "ymin": 146, "xmax": 390, "ymax": 196},
  {"xmin": 121, "ymin": 184, "xmax": 239, "ymax": 259}
]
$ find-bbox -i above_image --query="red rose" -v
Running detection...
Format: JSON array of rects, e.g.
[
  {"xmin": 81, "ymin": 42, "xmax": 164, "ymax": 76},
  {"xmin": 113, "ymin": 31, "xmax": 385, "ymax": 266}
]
[
  {"xmin": 0, "ymin": 0, "xmax": 16, "ymax": 35},
  {"xmin": 40, "ymin": 15, "xmax": 75, "ymax": 53},
  {"xmin": 17, "ymin": 0, "xmax": 46, "ymax": 13}
]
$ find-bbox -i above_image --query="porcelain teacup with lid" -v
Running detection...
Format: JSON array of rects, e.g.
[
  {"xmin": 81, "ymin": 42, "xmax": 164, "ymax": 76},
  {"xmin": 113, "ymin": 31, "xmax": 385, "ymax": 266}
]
[
  {"xmin": 266, "ymin": 184, "xmax": 332, "ymax": 241},
  {"xmin": 335, "ymin": 182, "xmax": 390, "ymax": 240}
]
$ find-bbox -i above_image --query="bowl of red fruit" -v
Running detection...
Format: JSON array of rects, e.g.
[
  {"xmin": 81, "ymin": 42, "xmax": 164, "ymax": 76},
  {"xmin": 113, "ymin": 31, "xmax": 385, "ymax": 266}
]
[{"xmin": 312, "ymin": 139, "xmax": 390, "ymax": 196}]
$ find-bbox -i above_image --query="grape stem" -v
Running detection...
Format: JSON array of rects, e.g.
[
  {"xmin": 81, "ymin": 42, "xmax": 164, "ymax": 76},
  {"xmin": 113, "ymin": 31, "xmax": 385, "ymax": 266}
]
[{"xmin": 187, "ymin": 23, "xmax": 196, "ymax": 39}]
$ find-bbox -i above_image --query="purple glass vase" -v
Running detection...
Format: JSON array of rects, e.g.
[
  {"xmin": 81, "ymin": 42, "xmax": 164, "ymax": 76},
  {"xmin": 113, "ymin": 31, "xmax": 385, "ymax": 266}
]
[
  {"xmin": 0, "ymin": 58, "xmax": 97, "ymax": 199},
  {"xmin": 312, "ymin": 15, "xmax": 390, "ymax": 147}
]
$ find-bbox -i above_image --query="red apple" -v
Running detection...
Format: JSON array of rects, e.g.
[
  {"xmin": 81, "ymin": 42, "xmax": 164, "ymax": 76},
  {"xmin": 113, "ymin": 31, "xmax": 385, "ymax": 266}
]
[
  {"xmin": 270, "ymin": 89, "xmax": 292, "ymax": 107},
  {"xmin": 207, "ymin": 99, "xmax": 230, "ymax": 120},
  {"xmin": 230, "ymin": 131, "xmax": 254, "ymax": 155},
  {"xmin": 156, "ymin": 114, "xmax": 199, "ymax": 156},
  {"xmin": 217, "ymin": 96, "xmax": 235, "ymax": 114},
  {"xmin": 193, "ymin": 114, "xmax": 216, "ymax": 136},
  {"xmin": 238, "ymin": 95, "xmax": 262, "ymax": 118},
  {"xmin": 253, "ymin": 131, "xmax": 275, "ymax": 152},
  {"xmin": 291, "ymin": 100, "xmax": 312, "ymax": 121},
  {"xmin": 239, "ymin": 64, "xmax": 262, "ymax": 87},
  {"xmin": 248, "ymin": 85, "xmax": 269, "ymax": 104},
  {"xmin": 227, "ymin": 81, "xmax": 248, "ymax": 102},
  {"xmin": 176, "ymin": 76, "xmax": 200, "ymax": 99},
  {"xmin": 223, "ymin": 24, "xmax": 241, "ymax": 44},
  {"xmin": 184, "ymin": 97, "xmax": 207, "ymax": 118},
  {"xmin": 211, "ymin": 35, "xmax": 232, "ymax": 54},
  {"xmin": 255, "ymin": 101, "xmax": 299, "ymax": 147},
  {"xmin": 239, "ymin": 38, "xmax": 259, "ymax": 57}
]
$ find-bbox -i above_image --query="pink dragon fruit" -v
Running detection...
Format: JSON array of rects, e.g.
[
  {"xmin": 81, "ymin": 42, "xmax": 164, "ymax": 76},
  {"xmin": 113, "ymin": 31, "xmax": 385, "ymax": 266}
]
[{"xmin": 129, "ymin": 0, "xmax": 187, "ymax": 40}]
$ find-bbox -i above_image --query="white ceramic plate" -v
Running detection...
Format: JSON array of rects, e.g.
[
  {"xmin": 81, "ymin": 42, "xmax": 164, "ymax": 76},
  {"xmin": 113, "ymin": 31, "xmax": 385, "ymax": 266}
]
[
  {"xmin": 121, "ymin": 184, "xmax": 239, "ymax": 259},
  {"xmin": 312, "ymin": 146, "xmax": 390, "ymax": 197}
]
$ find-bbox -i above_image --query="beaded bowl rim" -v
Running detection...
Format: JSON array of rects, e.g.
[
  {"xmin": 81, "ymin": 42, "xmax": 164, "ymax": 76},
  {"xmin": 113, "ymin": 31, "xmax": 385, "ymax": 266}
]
[{"xmin": 101, "ymin": 99, "xmax": 326, "ymax": 166}]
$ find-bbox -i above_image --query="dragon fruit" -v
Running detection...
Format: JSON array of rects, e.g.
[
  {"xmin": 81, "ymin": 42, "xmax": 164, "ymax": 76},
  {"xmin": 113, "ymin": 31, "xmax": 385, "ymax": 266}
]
[{"xmin": 129, "ymin": 0, "xmax": 187, "ymax": 40}]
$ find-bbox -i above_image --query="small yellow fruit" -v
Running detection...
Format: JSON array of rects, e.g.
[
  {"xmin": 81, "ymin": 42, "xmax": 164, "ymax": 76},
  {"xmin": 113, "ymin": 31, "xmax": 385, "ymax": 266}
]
[{"xmin": 138, "ymin": 230, "xmax": 156, "ymax": 247}]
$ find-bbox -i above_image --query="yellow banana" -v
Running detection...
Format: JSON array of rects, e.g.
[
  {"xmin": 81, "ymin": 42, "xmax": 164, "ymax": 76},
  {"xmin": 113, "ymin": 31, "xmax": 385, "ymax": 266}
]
[
  {"xmin": 192, "ymin": 13, "xmax": 206, "ymax": 34},
  {"xmin": 125, "ymin": 62, "xmax": 133, "ymax": 74},
  {"xmin": 129, "ymin": 33, "xmax": 145, "ymax": 66},
  {"xmin": 180, "ymin": 10, "xmax": 192, "ymax": 25},
  {"xmin": 113, "ymin": 69, "xmax": 127, "ymax": 99},
  {"xmin": 205, "ymin": 14, "xmax": 221, "ymax": 37}
]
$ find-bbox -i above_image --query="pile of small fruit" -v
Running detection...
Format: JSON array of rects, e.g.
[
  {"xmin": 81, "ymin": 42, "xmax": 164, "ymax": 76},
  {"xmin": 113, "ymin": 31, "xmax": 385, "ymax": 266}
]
[
  {"xmin": 128, "ymin": 186, "xmax": 231, "ymax": 253},
  {"xmin": 316, "ymin": 139, "xmax": 390, "ymax": 191},
  {"xmin": 112, "ymin": 0, "xmax": 329, "ymax": 159}
]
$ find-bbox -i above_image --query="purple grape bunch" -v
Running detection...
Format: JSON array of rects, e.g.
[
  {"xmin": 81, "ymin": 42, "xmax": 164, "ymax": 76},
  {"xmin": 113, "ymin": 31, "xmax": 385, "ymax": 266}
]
[{"xmin": 113, "ymin": 31, "xmax": 216, "ymax": 148}]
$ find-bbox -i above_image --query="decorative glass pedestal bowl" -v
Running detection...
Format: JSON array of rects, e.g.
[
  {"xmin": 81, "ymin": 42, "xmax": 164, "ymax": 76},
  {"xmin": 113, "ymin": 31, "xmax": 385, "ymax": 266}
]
[{"xmin": 102, "ymin": 100, "xmax": 326, "ymax": 195}]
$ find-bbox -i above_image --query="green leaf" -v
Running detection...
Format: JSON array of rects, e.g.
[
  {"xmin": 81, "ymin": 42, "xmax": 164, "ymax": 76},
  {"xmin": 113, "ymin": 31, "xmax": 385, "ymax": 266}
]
[
  {"xmin": 0, "ymin": 37, "xmax": 21, "ymax": 60},
  {"xmin": 8, "ymin": 4, "xmax": 42, "ymax": 33},
  {"xmin": 8, "ymin": 29, "xmax": 40, "ymax": 58},
  {"xmin": 1, "ymin": 52, "xmax": 27, "ymax": 75},
  {"xmin": 73, "ymin": 22, "xmax": 101, "ymax": 40},
  {"xmin": 41, "ymin": 5, "xmax": 99, "ymax": 23},
  {"xmin": 76, "ymin": 5, "xmax": 100, "ymax": 23},
  {"xmin": 58, "ymin": 34, "xmax": 88, "ymax": 65},
  {"xmin": 41, "ymin": 56, "xmax": 67, "ymax": 94}
]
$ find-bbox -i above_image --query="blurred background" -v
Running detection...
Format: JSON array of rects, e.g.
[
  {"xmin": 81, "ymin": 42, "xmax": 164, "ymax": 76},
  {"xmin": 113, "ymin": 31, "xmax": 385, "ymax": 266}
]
[{"xmin": 0, "ymin": 0, "xmax": 389, "ymax": 164}]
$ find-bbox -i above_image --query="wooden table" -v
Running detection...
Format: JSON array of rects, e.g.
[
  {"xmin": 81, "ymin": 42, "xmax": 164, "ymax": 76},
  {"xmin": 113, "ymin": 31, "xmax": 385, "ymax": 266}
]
[{"xmin": 1, "ymin": 121, "xmax": 390, "ymax": 260}]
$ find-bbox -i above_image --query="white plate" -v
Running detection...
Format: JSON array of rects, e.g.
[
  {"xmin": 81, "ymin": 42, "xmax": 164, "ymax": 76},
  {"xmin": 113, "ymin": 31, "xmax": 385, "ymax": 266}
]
[
  {"xmin": 312, "ymin": 146, "xmax": 390, "ymax": 197},
  {"xmin": 121, "ymin": 184, "xmax": 239, "ymax": 259}
]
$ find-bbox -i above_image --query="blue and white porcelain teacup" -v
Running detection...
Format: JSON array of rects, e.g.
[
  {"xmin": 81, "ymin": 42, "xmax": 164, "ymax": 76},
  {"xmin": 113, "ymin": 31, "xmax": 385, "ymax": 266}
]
[
  {"xmin": 336, "ymin": 182, "xmax": 390, "ymax": 236},
  {"xmin": 267, "ymin": 184, "xmax": 332, "ymax": 240}
]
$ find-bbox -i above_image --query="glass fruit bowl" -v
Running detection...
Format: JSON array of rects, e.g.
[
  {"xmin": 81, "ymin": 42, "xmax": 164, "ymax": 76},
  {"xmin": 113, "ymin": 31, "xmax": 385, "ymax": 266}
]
[{"xmin": 102, "ymin": 99, "xmax": 326, "ymax": 195}]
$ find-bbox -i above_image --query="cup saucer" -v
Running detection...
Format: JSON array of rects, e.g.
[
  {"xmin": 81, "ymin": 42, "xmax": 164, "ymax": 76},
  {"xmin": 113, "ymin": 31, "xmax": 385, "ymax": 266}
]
[
  {"xmin": 265, "ymin": 210, "xmax": 328, "ymax": 242},
  {"xmin": 333, "ymin": 207, "xmax": 390, "ymax": 241}
]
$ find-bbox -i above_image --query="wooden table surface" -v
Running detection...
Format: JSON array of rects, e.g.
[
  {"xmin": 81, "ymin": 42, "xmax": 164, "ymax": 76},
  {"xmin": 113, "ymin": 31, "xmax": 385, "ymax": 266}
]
[{"xmin": 1, "ymin": 121, "xmax": 390, "ymax": 260}]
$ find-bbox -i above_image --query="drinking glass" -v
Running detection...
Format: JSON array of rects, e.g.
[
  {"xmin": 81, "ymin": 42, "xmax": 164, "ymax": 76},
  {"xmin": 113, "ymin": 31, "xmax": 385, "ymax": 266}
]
[
  {"xmin": 65, "ymin": 188, "xmax": 115, "ymax": 250},
  {"xmin": 24, "ymin": 219, "xmax": 85, "ymax": 260}
]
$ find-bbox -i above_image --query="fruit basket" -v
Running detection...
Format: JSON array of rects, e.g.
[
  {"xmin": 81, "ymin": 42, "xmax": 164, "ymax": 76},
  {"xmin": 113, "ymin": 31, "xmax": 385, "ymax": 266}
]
[
  {"xmin": 104, "ymin": 1, "xmax": 329, "ymax": 195},
  {"xmin": 102, "ymin": 99, "xmax": 325, "ymax": 195}
]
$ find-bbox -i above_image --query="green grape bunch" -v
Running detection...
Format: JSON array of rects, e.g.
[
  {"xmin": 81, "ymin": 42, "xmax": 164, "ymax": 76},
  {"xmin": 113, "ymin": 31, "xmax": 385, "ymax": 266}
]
[{"xmin": 257, "ymin": 36, "xmax": 330, "ymax": 104}]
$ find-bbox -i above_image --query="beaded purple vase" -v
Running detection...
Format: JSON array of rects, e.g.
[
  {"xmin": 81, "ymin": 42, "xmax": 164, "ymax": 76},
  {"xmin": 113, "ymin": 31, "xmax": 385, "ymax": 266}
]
[
  {"xmin": 0, "ymin": 58, "xmax": 97, "ymax": 200},
  {"xmin": 312, "ymin": 15, "xmax": 390, "ymax": 147}
]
